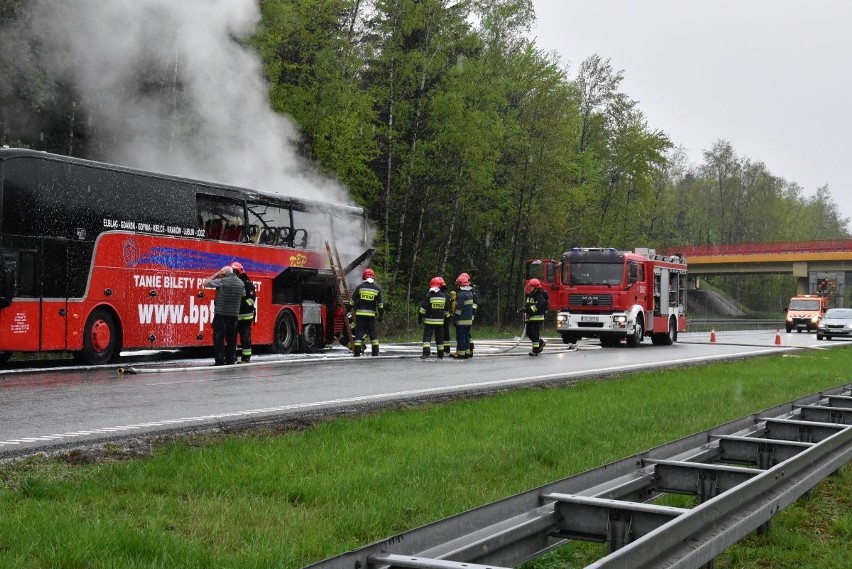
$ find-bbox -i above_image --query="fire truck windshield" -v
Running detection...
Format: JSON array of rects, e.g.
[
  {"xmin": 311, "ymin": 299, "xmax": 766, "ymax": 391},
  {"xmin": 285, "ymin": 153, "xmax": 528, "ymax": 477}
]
[{"xmin": 568, "ymin": 262, "xmax": 624, "ymax": 286}]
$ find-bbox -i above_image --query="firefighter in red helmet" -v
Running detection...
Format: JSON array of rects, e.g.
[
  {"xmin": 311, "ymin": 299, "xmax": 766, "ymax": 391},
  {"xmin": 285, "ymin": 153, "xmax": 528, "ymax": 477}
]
[
  {"xmin": 349, "ymin": 268, "xmax": 384, "ymax": 357},
  {"xmin": 230, "ymin": 261, "xmax": 256, "ymax": 363},
  {"xmin": 452, "ymin": 272, "xmax": 476, "ymax": 358},
  {"xmin": 419, "ymin": 276, "xmax": 449, "ymax": 359},
  {"xmin": 521, "ymin": 278, "xmax": 549, "ymax": 356}
]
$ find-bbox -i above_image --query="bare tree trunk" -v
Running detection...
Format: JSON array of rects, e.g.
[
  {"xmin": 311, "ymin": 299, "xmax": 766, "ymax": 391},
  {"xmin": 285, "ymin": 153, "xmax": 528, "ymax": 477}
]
[
  {"xmin": 405, "ymin": 191, "xmax": 430, "ymax": 327},
  {"xmin": 438, "ymin": 164, "xmax": 463, "ymax": 274}
]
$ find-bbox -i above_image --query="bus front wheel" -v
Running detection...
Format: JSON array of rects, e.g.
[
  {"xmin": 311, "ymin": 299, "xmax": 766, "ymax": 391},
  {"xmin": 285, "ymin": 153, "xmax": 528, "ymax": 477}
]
[
  {"xmin": 80, "ymin": 308, "xmax": 121, "ymax": 364},
  {"xmin": 273, "ymin": 311, "xmax": 298, "ymax": 354}
]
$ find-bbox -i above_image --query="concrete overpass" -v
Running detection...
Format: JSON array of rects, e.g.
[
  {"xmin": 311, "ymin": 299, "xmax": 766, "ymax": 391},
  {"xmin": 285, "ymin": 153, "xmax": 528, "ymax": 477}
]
[{"xmin": 664, "ymin": 239, "xmax": 852, "ymax": 302}]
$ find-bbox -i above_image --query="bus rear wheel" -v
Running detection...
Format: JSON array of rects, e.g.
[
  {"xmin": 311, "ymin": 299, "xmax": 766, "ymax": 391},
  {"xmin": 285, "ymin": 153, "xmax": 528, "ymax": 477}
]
[
  {"xmin": 300, "ymin": 323, "xmax": 324, "ymax": 353},
  {"xmin": 273, "ymin": 311, "xmax": 298, "ymax": 354},
  {"xmin": 80, "ymin": 308, "xmax": 121, "ymax": 364}
]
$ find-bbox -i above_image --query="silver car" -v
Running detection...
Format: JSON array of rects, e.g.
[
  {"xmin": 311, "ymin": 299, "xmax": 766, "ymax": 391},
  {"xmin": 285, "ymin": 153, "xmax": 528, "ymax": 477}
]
[{"xmin": 816, "ymin": 308, "xmax": 852, "ymax": 340}]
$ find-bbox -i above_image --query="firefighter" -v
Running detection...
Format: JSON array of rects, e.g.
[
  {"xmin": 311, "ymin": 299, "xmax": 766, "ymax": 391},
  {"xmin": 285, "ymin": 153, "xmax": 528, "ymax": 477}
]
[
  {"xmin": 350, "ymin": 268, "xmax": 384, "ymax": 357},
  {"xmin": 441, "ymin": 282, "xmax": 455, "ymax": 356},
  {"xmin": 521, "ymin": 278, "xmax": 549, "ymax": 356},
  {"xmin": 419, "ymin": 276, "xmax": 449, "ymax": 359},
  {"xmin": 452, "ymin": 272, "xmax": 476, "ymax": 358},
  {"xmin": 231, "ymin": 262, "xmax": 256, "ymax": 363}
]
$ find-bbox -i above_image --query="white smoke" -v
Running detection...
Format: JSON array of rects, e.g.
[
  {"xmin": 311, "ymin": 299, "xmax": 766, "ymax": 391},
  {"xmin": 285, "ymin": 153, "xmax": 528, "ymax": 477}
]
[{"xmin": 29, "ymin": 0, "xmax": 350, "ymax": 206}]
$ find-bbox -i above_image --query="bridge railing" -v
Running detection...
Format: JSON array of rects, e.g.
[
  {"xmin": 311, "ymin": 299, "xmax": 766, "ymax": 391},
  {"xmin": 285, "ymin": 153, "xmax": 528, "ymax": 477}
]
[{"xmin": 664, "ymin": 239, "xmax": 852, "ymax": 257}]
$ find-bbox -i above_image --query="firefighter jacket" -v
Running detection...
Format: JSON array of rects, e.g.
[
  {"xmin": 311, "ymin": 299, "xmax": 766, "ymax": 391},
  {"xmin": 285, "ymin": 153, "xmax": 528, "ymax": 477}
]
[
  {"xmin": 524, "ymin": 288, "xmax": 549, "ymax": 322},
  {"xmin": 454, "ymin": 286, "xmax": 476, "ymax": 326},
  {"xmin": 420, "ymin": 288, "xmax": 450, "ymax": 325},
  {"xmin": 236, "ymin": 272, "xmax": 256, "ymax": 321},
  {"xmin": 350, "ymin": 280, "xmax": 384, "ymax": 318}
]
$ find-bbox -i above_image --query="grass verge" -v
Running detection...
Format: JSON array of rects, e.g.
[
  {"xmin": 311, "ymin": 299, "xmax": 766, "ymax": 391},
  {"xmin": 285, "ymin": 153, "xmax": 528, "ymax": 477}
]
[{"xmin": 1, "ymin": 348, "xmax": 851, "ymax": 568}]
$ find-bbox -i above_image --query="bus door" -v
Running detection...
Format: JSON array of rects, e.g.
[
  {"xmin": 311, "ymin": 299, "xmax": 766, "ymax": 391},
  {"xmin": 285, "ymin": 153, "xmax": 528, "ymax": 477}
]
[
  {"xmin": 39, "ymin": 238, "xmax": 70, "ymax": 351},
  {"xmin": 0, "ymin": 245, "xmax": 39, "ymax": 352}
]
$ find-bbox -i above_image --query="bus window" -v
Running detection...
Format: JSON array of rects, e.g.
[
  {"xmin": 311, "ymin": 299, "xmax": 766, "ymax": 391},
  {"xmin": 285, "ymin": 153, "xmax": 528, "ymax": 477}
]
[
  {"xmin": 0, "ymin": 259, "xmax": 16, "ymax": 307},
  {"xmin": 2, "ymin": 158, "xmax": 38, "ymax": 237},
  {"xmin": 198, "ymin": 194, "xmax": 245, "ymax": 242},
  {"xmin": 246, "ymin": 200, "xmax": 292, "ymax": 245}
]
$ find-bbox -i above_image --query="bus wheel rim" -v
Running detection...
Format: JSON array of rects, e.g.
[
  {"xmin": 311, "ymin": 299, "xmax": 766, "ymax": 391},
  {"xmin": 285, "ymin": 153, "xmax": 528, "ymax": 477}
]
[{"xmin": 91, "ymin": 320, "xmax": 111, "ymax": 352}]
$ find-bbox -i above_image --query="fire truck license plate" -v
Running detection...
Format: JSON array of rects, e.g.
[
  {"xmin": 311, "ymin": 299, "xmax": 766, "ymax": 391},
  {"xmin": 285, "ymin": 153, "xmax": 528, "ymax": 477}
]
[{"xmin": 581, "ymin": 316, "xmax": 598, "ymax": 322}]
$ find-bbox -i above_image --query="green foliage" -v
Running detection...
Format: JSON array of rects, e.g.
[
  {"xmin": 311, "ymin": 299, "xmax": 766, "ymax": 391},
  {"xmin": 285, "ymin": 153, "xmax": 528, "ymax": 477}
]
[{"xmin": 2, "ymin": 350, "xmax": 851, "ymax": 567}]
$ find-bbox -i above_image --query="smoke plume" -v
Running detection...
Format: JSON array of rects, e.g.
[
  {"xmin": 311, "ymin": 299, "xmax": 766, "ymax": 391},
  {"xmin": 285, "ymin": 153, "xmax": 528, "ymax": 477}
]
[{"xmin": 27, "ymin": 0, "xmax": 351, "ymax": 206}]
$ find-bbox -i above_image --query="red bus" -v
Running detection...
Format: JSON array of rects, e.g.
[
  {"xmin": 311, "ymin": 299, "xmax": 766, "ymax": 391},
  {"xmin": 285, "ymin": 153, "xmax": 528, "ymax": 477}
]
[{"xmin": 0, "ymin": 148, "xmax": 371, "ymax": 364}]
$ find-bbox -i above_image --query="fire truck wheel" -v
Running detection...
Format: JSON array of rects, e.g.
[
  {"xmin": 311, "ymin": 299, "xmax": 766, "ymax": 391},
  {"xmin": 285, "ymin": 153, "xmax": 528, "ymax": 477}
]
[
  {"xmin": 273, "ymin": 311, "xmax": 298, "ymax": 354},
  {"xmin": 80, "ymin": 308, "xmax": 121, "ymax": 364},
  {"xmin": 300, "ymin": 323, "xmax": 324, "ymax": 353},
  {"xmin": 561, "ymin": 333, "xmax": 579, "ymax": 345},
  {"xmin": 0, "ymin": 352, "xmax": 10, "ymax": 365},
  {"xmin": 626, "ymin": 318, "xmax": 644, "ymax": 347},
  {"xmin": 652, "ymin": 318, "xmax": 676, "ymax": 346}
]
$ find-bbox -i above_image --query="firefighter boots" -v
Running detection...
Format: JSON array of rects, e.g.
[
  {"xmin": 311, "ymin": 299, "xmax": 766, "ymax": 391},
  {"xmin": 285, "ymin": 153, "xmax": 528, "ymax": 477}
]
[
  {"xmin": 372, "ymin": 345, "xmax": 379, "ymax": 357},
  {"xmin": 353, "ymin": 345, "xmax": 361, "ymax": 357},
  {"xmin": 420, "ymin": 347, "xmax": 430, "ymax": 359}
]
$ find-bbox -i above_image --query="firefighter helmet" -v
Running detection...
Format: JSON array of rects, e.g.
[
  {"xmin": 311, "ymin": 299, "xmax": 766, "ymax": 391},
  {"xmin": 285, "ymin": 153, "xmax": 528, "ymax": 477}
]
[
  {"xmin": 362, "ymin": 268, "xmax": 375, "ymax": 280},
  {"xmin": 231, "ymin": 262, "xmax": 244, "ymax": 273},
  {"xmin": 430, "ymin": 276, "xmax": 445, "ymax": 288},
  {"xmin": 525, "ymin": 278, "xmax": 542, "ymax": 293},
  {"xmin": 456, "ymin": 272, "xmax": 470, "ymax": 286}
]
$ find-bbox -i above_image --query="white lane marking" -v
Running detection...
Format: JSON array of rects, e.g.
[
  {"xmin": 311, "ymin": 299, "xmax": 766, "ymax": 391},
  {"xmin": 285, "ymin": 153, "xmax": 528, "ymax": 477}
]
[{"xmin": 0, "ymin": 348, "xmax": 784, "ymax": 448}]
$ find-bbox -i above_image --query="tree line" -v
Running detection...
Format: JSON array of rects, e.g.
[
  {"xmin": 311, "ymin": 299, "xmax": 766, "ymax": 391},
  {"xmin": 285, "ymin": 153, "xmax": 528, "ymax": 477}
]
[{"xmin": 1, "ymin": 0, "xmax": 848, "ymax": 323}]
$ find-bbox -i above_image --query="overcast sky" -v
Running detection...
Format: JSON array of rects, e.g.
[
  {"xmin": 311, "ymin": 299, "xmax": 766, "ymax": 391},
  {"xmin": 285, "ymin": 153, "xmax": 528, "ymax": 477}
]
[{"xmin": 531, "ymin": 0, "xmax": 852, "ymax": 225}]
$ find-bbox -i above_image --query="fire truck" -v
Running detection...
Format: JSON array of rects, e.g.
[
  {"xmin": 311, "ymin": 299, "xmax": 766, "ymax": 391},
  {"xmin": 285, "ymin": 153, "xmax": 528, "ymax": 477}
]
[{"xmin": 525, "ymin": 247, "xmax": 687, "ymax": 347}]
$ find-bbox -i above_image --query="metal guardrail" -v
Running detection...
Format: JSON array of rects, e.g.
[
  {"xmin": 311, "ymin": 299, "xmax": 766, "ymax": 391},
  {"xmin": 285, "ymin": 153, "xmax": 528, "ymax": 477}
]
[
  {"xmin": 687, "ymin": 319, "xmax": 784, "ymax": 332},
  {"xmin": 304, "ymin": 385, "xmax": 852, "ymax": 569}
]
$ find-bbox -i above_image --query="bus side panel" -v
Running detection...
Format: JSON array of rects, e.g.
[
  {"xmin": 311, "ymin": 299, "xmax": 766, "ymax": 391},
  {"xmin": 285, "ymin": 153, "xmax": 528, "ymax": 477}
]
[
  {"xmin": 0, "ymin": 300, "xmax": 40, "ymax": 352},
  {"xmin": 90, "ymin": 232, "xmax": 336, "ymax": 352},
  {"xmin": 40, "ymin": 299, "xmax": 68, "ymax": 351},
  {"xmin": 250, "ymin": 276, "xmax": 274, "ymax": 345}
]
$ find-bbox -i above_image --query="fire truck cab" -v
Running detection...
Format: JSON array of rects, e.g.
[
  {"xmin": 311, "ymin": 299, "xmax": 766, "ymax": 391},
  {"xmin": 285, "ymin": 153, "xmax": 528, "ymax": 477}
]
[{"xmin": 527, "ymin": 247, "xmax": 687, "ymax": 347}]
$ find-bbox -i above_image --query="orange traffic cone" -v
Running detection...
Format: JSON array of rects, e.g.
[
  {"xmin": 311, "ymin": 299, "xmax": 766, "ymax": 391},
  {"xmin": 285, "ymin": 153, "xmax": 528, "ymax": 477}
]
[
  {"xmin": 775, "ymin": 330, "xmax": 781, "ymax": 345},
  {"xmin": 710, "ymin": 328, "xmax": 716, "ymax": 343}
]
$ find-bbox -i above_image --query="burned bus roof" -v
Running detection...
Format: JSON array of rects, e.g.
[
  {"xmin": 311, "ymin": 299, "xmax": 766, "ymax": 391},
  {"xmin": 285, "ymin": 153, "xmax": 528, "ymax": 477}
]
[{"xmin": 0, "ymin": 147, "xmax": 363, "ymax": 217}]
